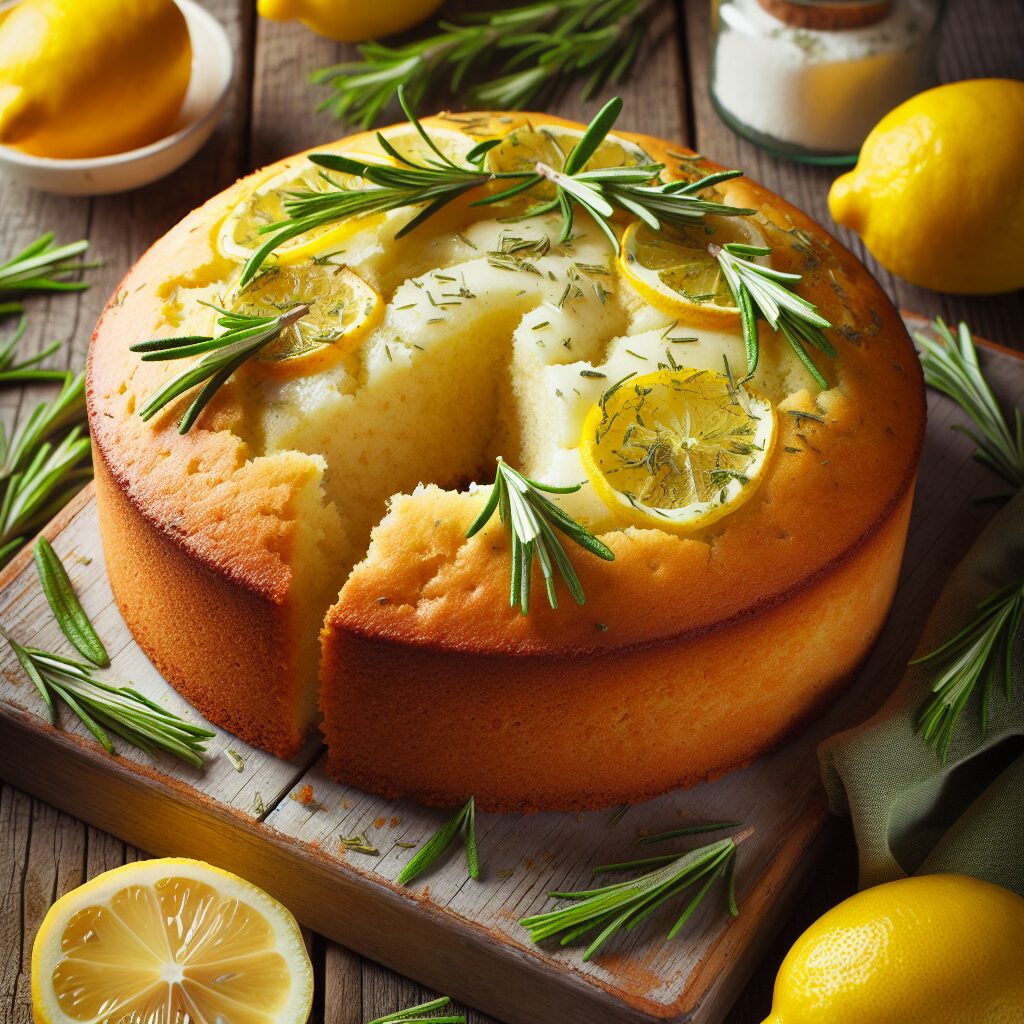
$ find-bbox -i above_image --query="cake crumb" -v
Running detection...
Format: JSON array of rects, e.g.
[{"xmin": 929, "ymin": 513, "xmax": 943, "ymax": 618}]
[
  {"xmin": 374, "ymin": 816, "xmax": 386, "ymax": 829},
  {"xmin": 390, "ymin": 816, "xmax": 400, "ymax": 827},
  {"xmin": 291, "ymin": 784, "xmax": 317, "ymax": 807}
]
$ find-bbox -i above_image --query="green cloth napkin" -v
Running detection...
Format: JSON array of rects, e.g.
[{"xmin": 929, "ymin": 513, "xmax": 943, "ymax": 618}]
[{"xmin": 819, "ymin": 490, "xmax": 1024, "ymax": 895}]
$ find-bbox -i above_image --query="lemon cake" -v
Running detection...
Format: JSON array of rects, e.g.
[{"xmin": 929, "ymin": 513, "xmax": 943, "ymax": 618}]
[{"xmin": 87, "ymin": 110, "xmax": 924, "ymax": 811}]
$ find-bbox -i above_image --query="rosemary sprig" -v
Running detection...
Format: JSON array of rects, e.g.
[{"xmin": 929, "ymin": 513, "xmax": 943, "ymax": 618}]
[
  {"xmin": 313, "ymin": 0, "xmax": 657, "ymax": 128},
  {"xmin": 34, "ymin": 537, "xmax": 109, "ymax": 667},
  {"xmin": 0, "ymin": 372, "xmax": 91, "ymax": 565},
  {"xmin": 397, "ymin": 796, "xmax": 479, "ymax": 886},
  {"xmin": 488, "ymin": 97, "xmax": 754, "ymax": 250},
  {"xmin": 241, "ymin": 90, "xmax": 503, "ymax": 287},
  {"xmin": 914, "ymin": 580, "xmax": 1023, "ymax": 761},
  {"xmin": 0, "ymin": 317, "xmax": 66, "ymax": 385},
  {"xmin": 3, "ymin": 636, "xmax": 214, "ymax": 767},
  {"xmin": 710, "ymin": 242, "xmax": 834, "ymax": 388},
  {"xmin": 130, "ymin": 302, "xmax": 311, "ymax": 433},
  {"xmin": 915, "ymin": 317, "xmax": 1024, "ymax": 492},
  {"xmin": 467, "ymin": 458, "xmax": 615, "ymax": 615},
  {"xmin": 520, "ymin": 833, "xmax": 743, "ymax": 961},
  {"xmin": 366, "ymin": 997, "xmax": 465, "ymax": 1024},
  {"xmin": 0, "ymin": 232, "xmax": 93, "ymax": 304},
  {"xmin": 242, "ymin": 93, "xmax": 752, "ymax": 284}
]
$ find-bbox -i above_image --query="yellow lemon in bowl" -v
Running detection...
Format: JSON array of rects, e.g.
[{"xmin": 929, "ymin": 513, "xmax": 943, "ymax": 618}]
[
  {"xmin": 762, "ymin": 874, "xmax": 1024, "ymax": 1023},
  {"xmin": 829, "ymin": 79, "xmax": 1024, "ymax": 295},
  {"xmin": 257, "ymin": 0, "xmax": 443, "ymax": 42},
  {"xmin": 0, "ymin": 0, "xmax": 192, "ymax": 159}
]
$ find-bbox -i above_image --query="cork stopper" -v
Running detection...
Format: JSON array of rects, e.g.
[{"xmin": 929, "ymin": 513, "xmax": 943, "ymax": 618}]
[{"xmin": 756, "ymin": 0, "xmax": 894, "ymax": 30}]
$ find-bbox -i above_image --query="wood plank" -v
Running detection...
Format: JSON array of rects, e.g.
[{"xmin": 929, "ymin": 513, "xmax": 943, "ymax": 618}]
[
  {"xmin": 680, "ymin": 0, "xmax": 1024, "ymax": 349},
  {"xmin": 1, "ymin": 325, "xmax": 1020, "ymax": 1024}
]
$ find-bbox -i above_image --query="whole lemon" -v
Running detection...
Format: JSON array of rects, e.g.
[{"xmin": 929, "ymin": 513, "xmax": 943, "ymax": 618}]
[
  {"xmin": 258, "ymin": 0, "xmax": 444, "ymax": 43},
  {"xmin": 829, "ymin": 79, "xmax": 1024, "ymax": 295},
  {"xmin": 761, "ymin": 874, "xmax": 1024, "ymax": 1024},
  {"xmin": 0, "ymin": 0, "xmax": 191, "ymax": 159}
]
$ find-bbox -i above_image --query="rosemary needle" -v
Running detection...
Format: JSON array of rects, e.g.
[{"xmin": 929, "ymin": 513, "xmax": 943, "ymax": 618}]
[
  {"xmin": 0, "ymin": 232, "xmax": 93, "ymax": 301},
  {"xmin": 366, "ymin": 997, "xmax": 465, "ymax": 1024},
  {"xmin": 467, "ymin": 458, "xmax": 614, "ymax": 615},
  {"xmin": 397, "ymin": 796, "xmax": 479, "ymax": 886},
  {"xmin": 915, "ymin": 317, "xmax": 1024, "ymax": 492},
  {"xmin": 3, "ymin": 636, "xmax": 214, "ymax": 767},
  {"xmin": 34, "ymin": 536, "xmax": 109, "ymax": 667},
  {"xmin": 0, "ymin": 318, "xmax": 67, "ymax": 386},
  {"xmin": 638, "ymin": 820, "xmax": 744, "ymax": 845},
  {"xmin": 914, "ymin": 579, "xmax": 1023, "ymax": 761}
]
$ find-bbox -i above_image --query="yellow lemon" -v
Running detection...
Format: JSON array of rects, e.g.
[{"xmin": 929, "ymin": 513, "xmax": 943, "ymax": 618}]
[
  {"xmin": 257, "ymin": 0, "xmax": 443, "ymax": 42},
  {"xmin": 762, "ymin": 874, "xmax": 1024, "ymax": 1024},
  {"xmin": 0, "ymin": 0, "xmax": 192, "ymax": 159},
  {"xmin": 233, "ymin": 262, "xmax": 383, "ymax": 379},
  {"xmin": 580, "ymin": 368, "xmax": 775, "ymax": 533},
  {"xmin": 32, "ymin": 857, "xmax": 313, "ymax": 1024},
  {"xmin": 829, "ymin": 79, "xmax": 1024, "ymax": 295},
  {"xmin": 619, "ymin": 218, "xmax": 768, "ymax": 328}
]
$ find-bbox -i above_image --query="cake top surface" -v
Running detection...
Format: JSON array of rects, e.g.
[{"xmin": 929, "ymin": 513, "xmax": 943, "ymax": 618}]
[{"xmin": 88, "ymin": 109, "xmax": 924, "ymax": 655}]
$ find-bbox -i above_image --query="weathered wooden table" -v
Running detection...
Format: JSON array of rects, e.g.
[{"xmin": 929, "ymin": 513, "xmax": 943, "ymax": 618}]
[{"xmin": 2, "ymin": 2, "xmax": 1022, "ymax": 1021}]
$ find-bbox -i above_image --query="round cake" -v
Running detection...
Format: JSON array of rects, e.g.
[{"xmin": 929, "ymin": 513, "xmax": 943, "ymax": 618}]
[{"xmin": 87, "ymin": 110, "xmax": 925, "ymax": 812}]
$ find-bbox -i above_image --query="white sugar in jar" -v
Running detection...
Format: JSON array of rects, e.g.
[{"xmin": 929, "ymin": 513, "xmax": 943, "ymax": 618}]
[{"xmin": 710, "ymin": 0, "xmax": 944, "ymax": 164}]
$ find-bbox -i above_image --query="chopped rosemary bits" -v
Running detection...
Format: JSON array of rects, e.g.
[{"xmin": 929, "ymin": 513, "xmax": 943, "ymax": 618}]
[
  {"xmin": 467, "ymin": 458, "xmax": 614, "ymax": 615},
  {"xmin": 397, "ymin": 796, "xmax": 479, "ymax": 886},
  {"xmin": 225, "ymin": 748, "xmax": 246, "ymax": 772},
  {"xmin": 341, "ymin": 832, "xmax": 380, "ymax": 856},
  {"xmin": 33, "ymin": 536, "xmax": 109, "ymax": 667},
  {"xmin": 4, "ymin": 636, "xmax": 214, "ymax": 767}
]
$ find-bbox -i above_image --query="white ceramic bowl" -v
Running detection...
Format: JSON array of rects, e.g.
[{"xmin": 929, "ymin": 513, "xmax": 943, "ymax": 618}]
[{"xmin": 0, "ymin": 0, "xmax": 234, "ymax": 196}]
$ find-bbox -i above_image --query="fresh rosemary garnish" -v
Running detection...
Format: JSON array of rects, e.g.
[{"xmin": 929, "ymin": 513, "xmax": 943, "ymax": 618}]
[
  {"xmin": 366, "ymin": 997, "xmax": 465, "ymax": 1024},
  {"xmin": 33, "ymin": 537, "xmax": 109, "ymax": 667},
  {"xmin": 520, "ymin": 832, "xmax": 743, "ymax": 961},
  {"xmin": 0, "ymin": 372, "xmax": 91, "ymax": 565},
  {"xmin": 130, "ymin": 302, "xmax": 311, "ymax": 433},
  {"xmin": 467, "ymin": 458, "xmax": 614, "ymax": 615},
  {"xmin": 242, "ymin": 93, "xmax": 752, "ymax": 284},
  {"xmin": 914, "ymin": 579, "xmax": 1023, "ymax": 761},
  {"xmin": 397, "ymin": 796, "xmax": 479, "ymax": 886},
  {"xmin": 0, "ymin": 233, "xmax": 93, "ymax": 309},
  {"xmin": 0, "ymin": 318, "xmax": 67, "ymax": 385},
  {"xmin": 915, "ymin": 317, "xmax": 1024, "ymax": 493},
  {"xmin": 313, "ymin": 0, "xmax": 657, "ymax": 128},
  {"xmin": 3, "ymin": 636, "xmax": 214, "ymax": 766},
  {"xmin": 710, "ymin": 242, "xmax": 834, "ymax": 388}
]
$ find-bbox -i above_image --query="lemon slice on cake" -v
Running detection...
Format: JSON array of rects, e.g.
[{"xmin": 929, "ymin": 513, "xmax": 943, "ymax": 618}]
[
  {"xmin": 486, "ymin": 121, "xmax": 651, "ymax": 177},
  {"xmin": 619, "ymin": 218, "xmax": 767, "ymax": 328},
  {"xmin": 32, "ymin": 858, "xmax": 313, "ymax": 1024},
  {"xmin": 580, "ymin": 368, "xmax": 776, "ymax": 533},
  {"xmin": 233, "ymin": 262, "xmax": 382, "ymax": 378},
  {"xmin": 218, "ymin": 156, "xmax": 390, "ymax": 265}
]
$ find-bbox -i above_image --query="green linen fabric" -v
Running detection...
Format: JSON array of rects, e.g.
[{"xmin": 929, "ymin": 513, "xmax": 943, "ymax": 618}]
[{"xmin": 819, "ymin": 490, "xmax": 1024, "ymax": 895}]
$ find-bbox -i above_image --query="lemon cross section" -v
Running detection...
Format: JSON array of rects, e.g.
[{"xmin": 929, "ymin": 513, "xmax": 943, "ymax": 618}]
[
  {"xmin": 233, "ymin": 262, "xmax": 382, "ymax": 378},
  {"xmin": 31, "ymin": 858, "xmax": 313, "ymax": 1024},
  {"xmin": 619, "ymin": 218, "xmax": 767, "ymax": 328},
  {"xmin": 218, "ymin": 155, "xmax": 391, "ymax": 265},
  {"xmin": 580, "ymin": 368, "xmax": 776, "ymax": 533}
]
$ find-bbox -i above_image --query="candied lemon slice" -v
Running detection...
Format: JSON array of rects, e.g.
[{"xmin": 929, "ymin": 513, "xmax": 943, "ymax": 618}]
[
  {"xmin": 580, "ymin": 368, "xmax": 776, "ymax": 533},
  {"xmin": 486, "ymin": 121, "xmax": 651, "ymax": 177},
  {"xmin": 619, "ymin": 218, "xmax": 767, "ymax": 327},
  {"xmin": 233, "ymin": 262, "xmax": 382, "ymax": 378},
  {"xmin": 31, "ymin": 858, "xmax": 313, "ymax": 1024},
  {"xmin": 217, "ymin": 153, "xmax": 389, "ymax": 265}
]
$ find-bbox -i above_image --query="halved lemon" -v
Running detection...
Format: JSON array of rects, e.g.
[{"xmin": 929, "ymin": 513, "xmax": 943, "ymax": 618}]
[
  {"xmin": 233, "ymin": 262, "xmax": 382, "ymax": 378},
  {"xmin": 619, "ymin": 218, "xmax": 767, "ymax": 328},
  {"xmin": 217, "ymin": 154, "xmax": 390, "ymax": 265},
  {"xmin": 580, "ymin": 368, "xmax": 776, "ymax": 533},
  {"xmin": 32, "ymin": 858, "xmax": 313, "ymax": 1024}
]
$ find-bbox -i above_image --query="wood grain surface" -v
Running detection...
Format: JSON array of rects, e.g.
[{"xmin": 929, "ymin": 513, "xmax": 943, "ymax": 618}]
[{"xmin": 1, "ymin": 2, "xmax": 1022, "ymax": 1022}]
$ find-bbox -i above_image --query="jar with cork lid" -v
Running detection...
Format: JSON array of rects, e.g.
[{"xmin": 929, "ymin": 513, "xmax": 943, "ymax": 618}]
[{"xmin": 710, "ymin": 0, "xmax": 945, "ymax": 164}]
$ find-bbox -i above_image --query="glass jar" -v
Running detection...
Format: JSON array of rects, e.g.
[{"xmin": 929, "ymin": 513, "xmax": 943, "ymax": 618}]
[{"xmin": 710, "ymin": 0, "xmax": 945, "ymax": 164}]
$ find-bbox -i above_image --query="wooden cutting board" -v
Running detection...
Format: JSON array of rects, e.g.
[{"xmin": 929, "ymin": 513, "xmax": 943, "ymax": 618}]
[{"xmin": 1, "ymin": 318, "xmax": 1021, "ymax": 1024}]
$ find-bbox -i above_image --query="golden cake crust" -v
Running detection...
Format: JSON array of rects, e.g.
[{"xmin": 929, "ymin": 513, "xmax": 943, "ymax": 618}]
[{"xmin": 88, "ymin": 111, "xmax": 925, "ymax": 786}]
